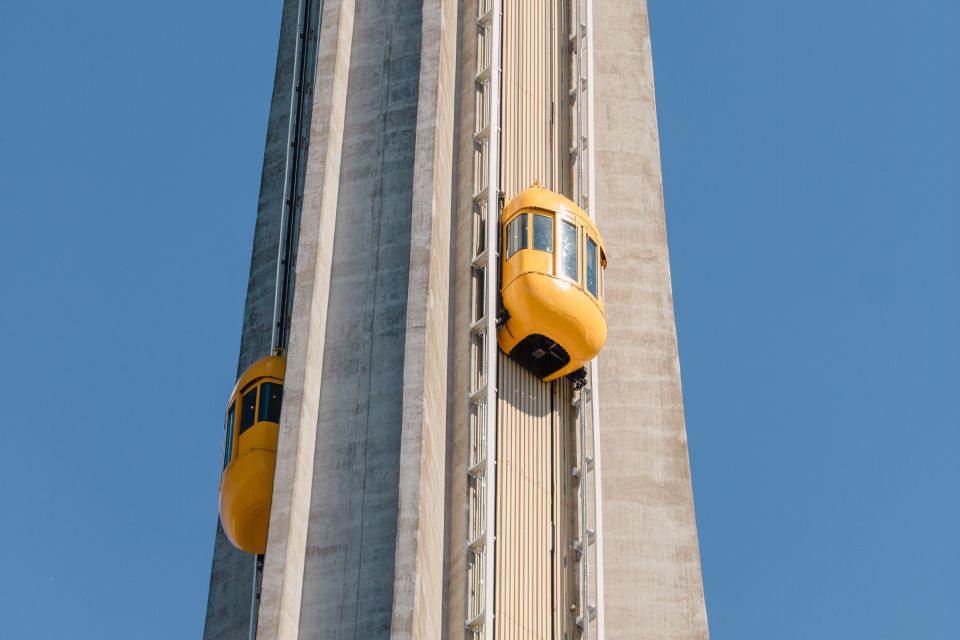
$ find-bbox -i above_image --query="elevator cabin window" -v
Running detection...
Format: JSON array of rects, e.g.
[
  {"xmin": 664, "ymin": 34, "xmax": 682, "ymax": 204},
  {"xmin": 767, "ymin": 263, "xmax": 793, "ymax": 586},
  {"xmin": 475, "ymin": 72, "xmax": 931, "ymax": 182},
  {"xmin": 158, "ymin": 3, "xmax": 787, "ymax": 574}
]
[
  {"xmin": 223, "ymin": 403, "xmax": 235, "ymax": 469},
  {"xmin": 258, "ymin": 382, "xmax": 283, "ymax": 423},
  {"xmin": 506, "ymin": 213, "xmax": 528, "ymax": 259},
  {"xmin": 586, "ymin": 236, "xmax": 599, "ymax": 298},
  {"xmin": 533, "ymin": 213, "xmax": 553, "ymax": 253},
  {"xmin": 239, "ymin": 387, "xmax": 257, "ymax": 435},
  {"xmin": 560, "ymin": 220, "xmax": 578, "ymax": 281}
]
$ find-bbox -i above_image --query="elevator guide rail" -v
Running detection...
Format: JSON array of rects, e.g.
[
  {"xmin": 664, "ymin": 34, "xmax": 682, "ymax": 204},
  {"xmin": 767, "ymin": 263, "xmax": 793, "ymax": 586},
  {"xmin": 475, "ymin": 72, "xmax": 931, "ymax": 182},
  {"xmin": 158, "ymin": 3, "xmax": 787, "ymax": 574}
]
[
  {"xmin": 571, "ymin": 0, "xmax": 605, "ymax": 637},
  {"xmin": 465, "ymin": 0, "xmax": 503, "ymax": 637}
]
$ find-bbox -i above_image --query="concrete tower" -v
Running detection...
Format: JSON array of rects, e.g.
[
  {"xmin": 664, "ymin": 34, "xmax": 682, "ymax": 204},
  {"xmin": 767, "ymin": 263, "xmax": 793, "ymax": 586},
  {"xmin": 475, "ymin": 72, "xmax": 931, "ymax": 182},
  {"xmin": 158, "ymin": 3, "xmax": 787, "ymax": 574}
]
[{"xmin": 204, "ymin": 2, "xmax": 708, "ymax": 639}]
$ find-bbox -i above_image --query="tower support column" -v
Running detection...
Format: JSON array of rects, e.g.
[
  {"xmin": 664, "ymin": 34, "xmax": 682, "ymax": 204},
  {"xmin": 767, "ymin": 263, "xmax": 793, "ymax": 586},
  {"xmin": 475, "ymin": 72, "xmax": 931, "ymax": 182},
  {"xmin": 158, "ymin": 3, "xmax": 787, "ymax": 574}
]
[
  {"xmin": 389, "ymin": 0, "xmax": 458, "ymax": 637},
  {"xmin": 256, "ymin": 1, "xmax": 356, "ymax": 638},
  {"xmin": 592, "ymin": 1, "xmax": 709, "ymax": 636}
]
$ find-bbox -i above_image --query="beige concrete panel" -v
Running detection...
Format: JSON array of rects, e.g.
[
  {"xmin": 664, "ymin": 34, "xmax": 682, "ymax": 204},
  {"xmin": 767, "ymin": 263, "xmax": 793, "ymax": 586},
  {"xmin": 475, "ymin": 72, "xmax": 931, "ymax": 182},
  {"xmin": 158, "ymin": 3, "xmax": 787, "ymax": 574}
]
[
  {"xmin": 256, "ymin": 1, "xmax": 356, "ymax": 638},
  {"xmin": 294, "ymin": 1, "xmax": 425, "ymax": 635},
  {"xmin": 591, "ymin": 1, "xmax": 709, "ymax": 637},
  {"xmin": 390, "ymin": 0, "xmax": 458, "ymax": 637}
]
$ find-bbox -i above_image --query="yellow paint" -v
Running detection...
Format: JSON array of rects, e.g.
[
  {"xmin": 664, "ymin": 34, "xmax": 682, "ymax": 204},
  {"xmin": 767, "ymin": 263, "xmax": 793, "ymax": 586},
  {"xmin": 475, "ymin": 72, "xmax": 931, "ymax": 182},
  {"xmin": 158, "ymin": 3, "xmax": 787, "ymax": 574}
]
[
  {"xmin": 219, "ymin": 355, "xmax": 286, "ymax": 554},
  {"xmin": 498, "ymin": 183, "xmax": 608, "ymax": 380}
]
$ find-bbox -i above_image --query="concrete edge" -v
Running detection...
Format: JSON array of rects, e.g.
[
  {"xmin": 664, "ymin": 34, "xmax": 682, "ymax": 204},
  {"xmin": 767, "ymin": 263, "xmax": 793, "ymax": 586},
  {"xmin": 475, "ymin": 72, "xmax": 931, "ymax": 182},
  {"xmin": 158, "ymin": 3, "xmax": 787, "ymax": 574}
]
[
  {"xmin": 389, "ymin": 0, "xmax": 458, "ymax": 638},
  {"xmin": 256, "ymin": 1, "xmax": 357, "ymax": 638}
]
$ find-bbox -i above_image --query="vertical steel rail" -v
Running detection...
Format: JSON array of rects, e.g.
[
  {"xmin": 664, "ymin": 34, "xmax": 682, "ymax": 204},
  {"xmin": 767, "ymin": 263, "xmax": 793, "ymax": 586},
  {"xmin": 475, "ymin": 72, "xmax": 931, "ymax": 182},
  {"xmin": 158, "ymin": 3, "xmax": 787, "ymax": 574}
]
[
  {"xmin": 271, "ymin": 0, "xmax": 321, "ymax": 354},
  {"xmin": 247, "ymin": 554, "xmax": 265, "ymax": 640},
  {"xmin": 270, "ymin": 0, "xmax": 306, "ymax": 354},
  {"xmin": 584, "ymin": 0, "xmax": 605, "ymax": 633},
  {"xmin": 572, "ymin": 2, "xmax": 590, "ymax": 637},
  {"xmin": 572, "ymin": 0, "xmax": 604, "ymax": 636},
  {"xmin": 482, "ymin": 1, "xmax": 502, "ymax": 637},
  {"xmin": 466, "ymin": 1, "xmax": 502, "ymax": 637}
]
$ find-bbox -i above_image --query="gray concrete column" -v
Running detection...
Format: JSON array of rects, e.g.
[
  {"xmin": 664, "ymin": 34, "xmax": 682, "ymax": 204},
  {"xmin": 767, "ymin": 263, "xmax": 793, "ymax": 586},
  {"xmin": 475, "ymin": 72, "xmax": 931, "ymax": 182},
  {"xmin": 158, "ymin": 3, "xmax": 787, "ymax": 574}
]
[
  {"xmin": 389, "ymin": 0, "xmax": 458, "ymax": 637},
  {"xmin": 592, "ymin": 1, "xmax": 709, "ymax": 637},
  {"xmin": 256, "ymin": 0, "xmax": 356, "ymax": 637}
]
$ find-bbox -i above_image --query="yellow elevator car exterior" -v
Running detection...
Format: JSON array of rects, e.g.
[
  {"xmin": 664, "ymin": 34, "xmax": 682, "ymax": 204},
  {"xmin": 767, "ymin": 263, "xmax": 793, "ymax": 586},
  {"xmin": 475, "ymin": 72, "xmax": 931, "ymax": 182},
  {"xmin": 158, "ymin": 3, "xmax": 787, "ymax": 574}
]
[
  {"xmin": 219, "ymin": 355, "xmax": 285, "ymax": 554},
  {"xmin": 498, "ymin": 183, "xmax": 608, "ymax": 380}
]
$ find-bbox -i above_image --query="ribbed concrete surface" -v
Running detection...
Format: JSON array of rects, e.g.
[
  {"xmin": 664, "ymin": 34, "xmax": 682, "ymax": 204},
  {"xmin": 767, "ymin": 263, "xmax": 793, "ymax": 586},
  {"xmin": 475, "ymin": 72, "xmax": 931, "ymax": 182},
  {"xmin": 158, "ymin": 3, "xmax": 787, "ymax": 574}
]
[
  {"xmin": 294, "ymin": 1, "xmax": 423, "ymax": 637},
  {"xmin": 256, "ymin": 0, "xmax": 356, "ymax": 636},
  {"xmin": 389, "ymin": 0, "xmax": 457, "ymax": 636}
]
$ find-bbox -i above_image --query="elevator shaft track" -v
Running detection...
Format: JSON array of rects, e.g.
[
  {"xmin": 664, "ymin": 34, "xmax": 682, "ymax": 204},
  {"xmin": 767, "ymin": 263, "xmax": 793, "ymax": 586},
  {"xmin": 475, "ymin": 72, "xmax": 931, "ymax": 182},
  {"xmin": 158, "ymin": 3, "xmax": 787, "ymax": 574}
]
[
  {"xmin": 465, "ymin": 1, "xmax": 603, "ymax": 638},
  {"xmin": 465, "ymin": 1, "xmax": 503, "ymax": 637},
  {"xmin": 570, "ymin": 0, "xmax": 605, "ymax": 637}
]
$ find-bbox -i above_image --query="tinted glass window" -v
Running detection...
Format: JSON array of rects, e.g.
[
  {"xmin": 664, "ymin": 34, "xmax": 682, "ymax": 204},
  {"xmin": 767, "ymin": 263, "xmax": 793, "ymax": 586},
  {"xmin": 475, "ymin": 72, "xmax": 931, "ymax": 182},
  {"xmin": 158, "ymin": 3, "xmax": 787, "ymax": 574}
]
[
  {"xmin": 258, "ymin": 382, "xmax": 284, "ymax": 423},
  {"xmin": 223, "ymin": 404, "xmax": 235, "ymax": 469},
  {"xmin": 560, "ymin": 220, "xmax": 578, "ymax": 281},
  {"xmin": 505, "ymin": 214, "xmax": 528, "ymax": 259},
  {"xmin": 240, "ymin": 387, "xmax": 257, "ymax": 435},
  {"xmin": 533, "ymin": 214, "xmax": 553, "ymax": 253},
  {"xmin": 586, "ymin": 237, "xmax": 598, "ymax": 298}
]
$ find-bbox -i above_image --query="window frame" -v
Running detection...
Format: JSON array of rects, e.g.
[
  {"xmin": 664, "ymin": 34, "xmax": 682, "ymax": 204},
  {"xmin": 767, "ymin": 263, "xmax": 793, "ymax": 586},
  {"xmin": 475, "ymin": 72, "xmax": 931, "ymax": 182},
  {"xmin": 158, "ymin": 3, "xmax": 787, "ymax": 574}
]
[
  {"xmin": 223, "ymin": 402, "xmax": 236, "ymax": 470},
  {"xmin": 558, "ymin": 217, "xmax": 580, "ymax": 283},
  {"xmin": 585, "ymin": 234, "xmax": 599, "ymax": 299},
  {"xmin": 258, "ymin": 381, "xmax": 284, "ymax": 424},
  {"xmin": 239, "ymin": 386, "xmax": 259, "ymax": 436},
  {"xmin": 505, "ymin": 213, "xmax": 529, "ymax": 260},
  {"xmin": 532, "ymin": 212, "xmax": 554, "ymax": 254}
]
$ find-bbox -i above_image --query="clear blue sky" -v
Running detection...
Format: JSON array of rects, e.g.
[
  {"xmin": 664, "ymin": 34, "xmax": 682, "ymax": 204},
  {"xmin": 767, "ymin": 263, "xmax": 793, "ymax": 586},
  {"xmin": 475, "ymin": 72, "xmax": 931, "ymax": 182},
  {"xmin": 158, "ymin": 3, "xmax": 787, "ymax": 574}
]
[{"xmin": 0, "ymin": 1, "xmax": 955, "ymax": 638}]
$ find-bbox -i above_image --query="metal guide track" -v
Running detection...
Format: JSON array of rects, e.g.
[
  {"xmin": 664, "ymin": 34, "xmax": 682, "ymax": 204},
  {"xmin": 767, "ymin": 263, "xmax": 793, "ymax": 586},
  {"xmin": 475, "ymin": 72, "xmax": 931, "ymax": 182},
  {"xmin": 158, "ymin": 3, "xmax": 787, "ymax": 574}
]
[
  {"xmin": 465, "ymin": 0, "xmax": 503, "ymax": 638},
  {"xmin": 571, "ymin": 0, "xmax": 605, "ymax": 637}
]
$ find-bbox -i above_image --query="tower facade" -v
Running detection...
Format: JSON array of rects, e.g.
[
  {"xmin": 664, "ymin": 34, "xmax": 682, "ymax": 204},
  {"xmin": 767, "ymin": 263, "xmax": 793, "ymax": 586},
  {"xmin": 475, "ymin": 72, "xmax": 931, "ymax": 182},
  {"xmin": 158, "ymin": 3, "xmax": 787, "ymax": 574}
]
[{"xmin": 204, "ymin": 2, "xmax": 708, "ymax": 638}]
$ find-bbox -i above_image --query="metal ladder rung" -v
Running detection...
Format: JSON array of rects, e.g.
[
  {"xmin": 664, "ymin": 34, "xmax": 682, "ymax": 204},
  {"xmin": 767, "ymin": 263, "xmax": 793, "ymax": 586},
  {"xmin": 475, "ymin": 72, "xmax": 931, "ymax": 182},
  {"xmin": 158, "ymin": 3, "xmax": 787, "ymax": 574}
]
[
  {"xmin": 470, "ymin": 316, "xmax": 487, "ymax": 335},
  {"xmin": 576, "ymin": 605, "xmax": 597, "ymax": 627},
  {"xmin": 471, "ymin": 249, "xmax": 488, "ymax": 269},
  {"xmin": 466, "ymin": 611, "xmax": 485, "ymax": 630},
  {"xmin": 573, "ymin": 459, "xmax": 595, "ymax": 478},
  {"xmin": 573, "ymin": 529, "xmax": 596, "ymax": 552},
  {"xmin": 569, "ymin": 75, "xmax": 588, "ymax": 94},
  {"xmin": 467, "ymin": 532, "xmax": 486, "ymax": 553},
  {"xmin": 468, "ymin": 384, "xmax": 487, "ymax": 405},
  {"xmin": 468, "ymin": 456, "xmax": 487, "ymax": 477},
  {"xmin": 569, "ymin": 28, "xmax": 587, "ymax": 42}
]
